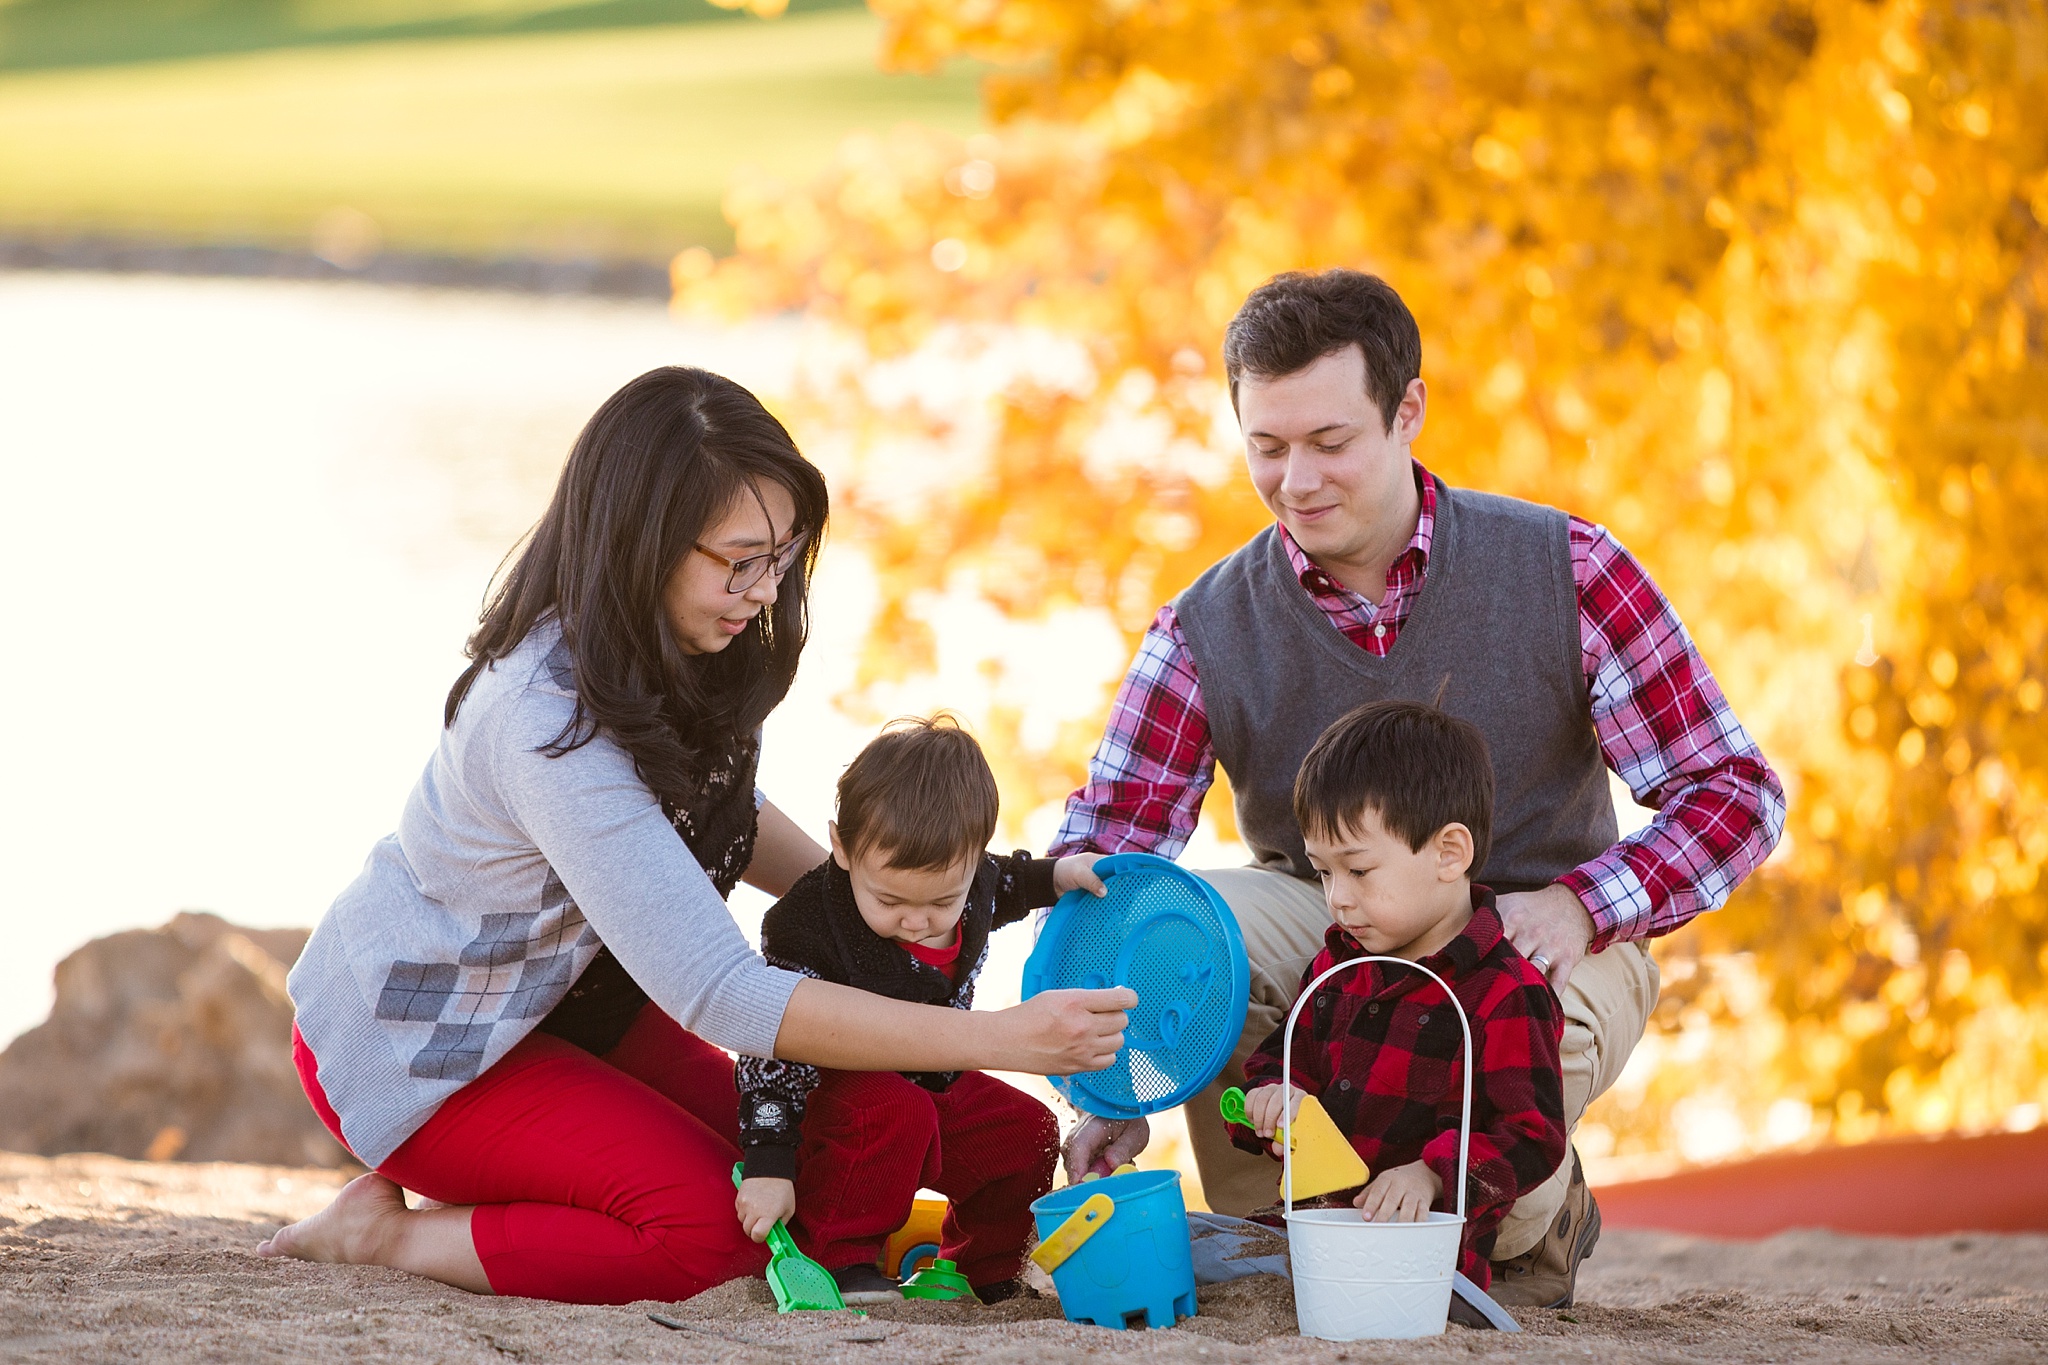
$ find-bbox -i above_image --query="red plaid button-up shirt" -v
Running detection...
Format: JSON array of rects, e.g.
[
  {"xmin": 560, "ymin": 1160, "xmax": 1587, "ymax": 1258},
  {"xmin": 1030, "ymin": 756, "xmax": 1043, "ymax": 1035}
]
[
  {"xmin": 1231, "ymin": 889, "xmax": 1566, "ymax": 1286},
  {"xmin": 1051, "ymin": 459, "xmax": 1785, "ymax": 949}
]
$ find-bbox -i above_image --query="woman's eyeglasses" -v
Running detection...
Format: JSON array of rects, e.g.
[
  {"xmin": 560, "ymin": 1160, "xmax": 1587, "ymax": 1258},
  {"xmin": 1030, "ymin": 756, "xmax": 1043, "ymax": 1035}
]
[{"xmin": 692, "ymin": 532, "xmax": 809, "ymax": 593}]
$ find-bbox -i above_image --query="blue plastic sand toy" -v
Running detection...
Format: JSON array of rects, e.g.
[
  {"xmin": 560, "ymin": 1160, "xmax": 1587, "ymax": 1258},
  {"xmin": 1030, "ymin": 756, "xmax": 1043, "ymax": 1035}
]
[{"xmin": 1021, "ymin": 852, "xmax": 1249, "ymax": 1119}]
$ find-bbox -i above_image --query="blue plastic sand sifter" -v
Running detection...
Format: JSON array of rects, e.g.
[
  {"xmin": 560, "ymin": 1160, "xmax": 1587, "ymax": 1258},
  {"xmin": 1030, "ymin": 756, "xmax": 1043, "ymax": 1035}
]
[{"xmin": 1021, "ymin": 852, "xmax": 1250, "ymax": 1119}]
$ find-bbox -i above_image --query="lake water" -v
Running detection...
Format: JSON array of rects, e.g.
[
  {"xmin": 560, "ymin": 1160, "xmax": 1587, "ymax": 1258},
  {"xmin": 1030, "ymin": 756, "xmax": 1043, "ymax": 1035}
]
[
  {"xmin": 0, "ymin": 271, "xmax": 861, "ymax": 1046},
  {"xmin": 0, "ymin": 270, "xmax": 1247, "ymax": 1051}
]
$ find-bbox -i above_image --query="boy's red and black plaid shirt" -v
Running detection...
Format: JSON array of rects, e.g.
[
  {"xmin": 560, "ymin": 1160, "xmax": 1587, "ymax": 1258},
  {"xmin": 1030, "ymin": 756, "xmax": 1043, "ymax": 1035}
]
[{"xmin": 1229, "ymin": 887, "xmax": 1567, "ymax": 1287}]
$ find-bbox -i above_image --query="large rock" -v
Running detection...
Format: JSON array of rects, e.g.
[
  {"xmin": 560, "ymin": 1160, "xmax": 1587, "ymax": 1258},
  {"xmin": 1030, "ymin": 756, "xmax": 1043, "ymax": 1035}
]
[{"xmin": 0, "ymin": 912, "xmax": 350, "ymax": 1168}]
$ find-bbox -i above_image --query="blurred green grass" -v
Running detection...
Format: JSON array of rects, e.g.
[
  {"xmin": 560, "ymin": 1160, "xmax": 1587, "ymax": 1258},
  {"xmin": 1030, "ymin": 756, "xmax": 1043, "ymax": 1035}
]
[
  {"xmin": 0, "ymin": 6, "xmax": 981, "ymax": 260},
  {"xmin": 0, "ymin": 0, "xmax": 859, "ymax": 71}
]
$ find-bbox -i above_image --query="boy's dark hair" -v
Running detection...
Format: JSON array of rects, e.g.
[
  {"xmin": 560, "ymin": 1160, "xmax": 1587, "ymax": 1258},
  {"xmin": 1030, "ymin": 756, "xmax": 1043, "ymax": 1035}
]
[
  {"xmin": 1293, "ymin": 700, "xmax": 1494, "ymax": 875},
  {"xmin": 1222, "ymin": 270, "xmax": 1423, "ymax": 433},
  {"xmin": 836, "ymin": 715, "xmax": 1000, "ymax": 871}
]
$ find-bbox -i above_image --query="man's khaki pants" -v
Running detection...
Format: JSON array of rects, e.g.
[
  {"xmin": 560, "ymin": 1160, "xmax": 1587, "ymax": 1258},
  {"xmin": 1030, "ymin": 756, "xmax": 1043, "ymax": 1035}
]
[{"xmin": 1185, "ymin": 866, "xmax": 1659, "ymax": 1260}]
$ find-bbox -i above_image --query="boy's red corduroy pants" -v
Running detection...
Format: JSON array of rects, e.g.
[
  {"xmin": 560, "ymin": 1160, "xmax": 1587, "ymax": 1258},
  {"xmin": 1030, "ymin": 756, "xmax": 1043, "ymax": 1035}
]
[
  {"xmin": 294, "ymin": 1003, "xmax": 768, "ymax": 1304},
  {"xmin": 790, "ymin": 1068, "xmax": 1058, "ymax": 1288}
]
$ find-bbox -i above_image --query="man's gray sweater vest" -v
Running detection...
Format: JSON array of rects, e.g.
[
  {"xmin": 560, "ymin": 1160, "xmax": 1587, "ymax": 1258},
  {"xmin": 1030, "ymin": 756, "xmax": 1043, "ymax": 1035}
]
[{"xmin": 1175, "ymin": 477, "xmax": 1618, "ymax": 890}]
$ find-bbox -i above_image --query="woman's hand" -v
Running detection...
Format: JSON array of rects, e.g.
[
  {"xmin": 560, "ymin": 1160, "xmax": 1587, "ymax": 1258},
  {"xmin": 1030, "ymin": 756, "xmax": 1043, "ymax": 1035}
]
[
  {"xmin": 994, "ymin": 987, "xmax": 1136, "ymax": 1075},
  {"xmin": 1063, "ymin": 1115, "xmax": 1152, "ymax": 1182},
  {"xmin": 774, "ymin": 980, "xmax": 1131, "ymax": 1075},
  {"xmin": 735, "ymin": 1176, "xmax": 796, "ymax": 1243},
  {"xmin": 1052, "ymin": 853, "xmax": 1108, "ymax": 899},
  {"xmin": 1353, "ymin": 1160, "xmax": 1441, "ymax": 1223},
  {"xmin": 1241, "ymin": 1083, "xmax": 1302, "ymax": 1144}
]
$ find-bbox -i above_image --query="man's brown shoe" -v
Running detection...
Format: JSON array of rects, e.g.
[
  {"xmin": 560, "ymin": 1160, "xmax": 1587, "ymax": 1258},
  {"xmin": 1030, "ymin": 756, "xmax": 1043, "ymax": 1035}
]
[{"xmin": 1486, "ymin": 1151, "xmax": 1601, "ymax": 1309}]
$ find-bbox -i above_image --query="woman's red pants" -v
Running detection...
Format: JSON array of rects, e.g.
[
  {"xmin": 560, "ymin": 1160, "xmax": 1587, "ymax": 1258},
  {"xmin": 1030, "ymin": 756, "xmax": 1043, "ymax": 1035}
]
[{"xmin": 294, "ymin": 1004, "xmax": 768, "ymax": 1304}]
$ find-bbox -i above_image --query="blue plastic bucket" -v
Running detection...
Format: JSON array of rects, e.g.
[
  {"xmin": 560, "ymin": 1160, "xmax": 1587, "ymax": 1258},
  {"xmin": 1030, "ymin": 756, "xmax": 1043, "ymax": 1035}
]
[{"xmin": 1030, "ymin": 1169, "xmax": 1197, "ymax": 1329}]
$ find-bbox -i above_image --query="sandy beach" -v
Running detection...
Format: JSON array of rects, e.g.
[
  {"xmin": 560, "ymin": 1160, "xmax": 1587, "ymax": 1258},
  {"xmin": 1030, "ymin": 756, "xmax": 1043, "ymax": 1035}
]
[{"xmin": 3, "ymin": 1149, "xmax": 2042, "ymax": 1362}]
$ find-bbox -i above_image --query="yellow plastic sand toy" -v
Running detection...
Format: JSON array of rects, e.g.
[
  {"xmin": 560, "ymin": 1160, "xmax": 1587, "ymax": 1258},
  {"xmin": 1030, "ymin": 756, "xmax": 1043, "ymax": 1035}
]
[
  {"xmin": 1219, "ymin": 1087, "xmax": 1370, "ymax": 1199},
  {"xmin": 879, "ymin": 1195, "xmax": 949, "ymax": 1280}
]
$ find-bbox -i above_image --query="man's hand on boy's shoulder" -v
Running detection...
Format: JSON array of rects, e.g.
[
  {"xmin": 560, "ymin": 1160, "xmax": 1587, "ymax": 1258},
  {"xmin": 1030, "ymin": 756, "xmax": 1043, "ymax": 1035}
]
[
  {"xmin": 1052, "ymin": 853, "xmax": 1108, "ymax": 899},
  {"xmin": 734, "ymin": 1176, "xmax": 796, "ymax": 1243},
  {"xmin": 1496, "ymin": 883, "xmax": 1596, "ymax": 990}
]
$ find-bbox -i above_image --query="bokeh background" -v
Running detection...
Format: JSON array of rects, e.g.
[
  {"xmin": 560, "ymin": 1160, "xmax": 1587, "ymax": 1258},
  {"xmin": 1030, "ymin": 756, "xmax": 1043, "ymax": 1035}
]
[{"xmin": 3, "ymin": 0, "xmax": 2044, "ymax": 1198}]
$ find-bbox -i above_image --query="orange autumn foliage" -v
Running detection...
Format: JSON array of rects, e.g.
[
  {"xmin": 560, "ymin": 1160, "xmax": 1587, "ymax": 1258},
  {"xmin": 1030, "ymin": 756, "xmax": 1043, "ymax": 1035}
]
[{"xmin": 685, "ymin": 0, "xmax": 2048, "ymax": 1159}]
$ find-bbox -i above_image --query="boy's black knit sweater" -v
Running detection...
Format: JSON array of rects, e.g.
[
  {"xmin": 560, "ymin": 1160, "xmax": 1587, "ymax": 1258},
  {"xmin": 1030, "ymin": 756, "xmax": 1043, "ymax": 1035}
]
[{"xmin": 735, "ymin": 851, "xmax": 1061, "ymax": 1180}]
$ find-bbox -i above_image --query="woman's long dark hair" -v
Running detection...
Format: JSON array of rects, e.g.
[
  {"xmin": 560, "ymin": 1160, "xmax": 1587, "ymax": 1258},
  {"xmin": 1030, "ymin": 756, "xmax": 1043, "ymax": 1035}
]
[{"xmin": 445, "ymin": 366, "xmax": 828, "ymax": 811}]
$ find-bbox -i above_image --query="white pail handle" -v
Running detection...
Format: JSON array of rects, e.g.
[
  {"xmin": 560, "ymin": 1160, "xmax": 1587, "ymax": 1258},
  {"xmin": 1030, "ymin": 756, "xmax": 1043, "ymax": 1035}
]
[{"xmin": 1280, "ymin": 955, "xmax": 1472, "ymax": 1219}]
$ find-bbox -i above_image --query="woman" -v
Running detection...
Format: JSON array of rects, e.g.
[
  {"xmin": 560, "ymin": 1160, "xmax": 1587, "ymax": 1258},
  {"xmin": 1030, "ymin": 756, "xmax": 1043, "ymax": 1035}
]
[{"xmin": 260, "ymin": 367, "xmax": 1130, "ymax": 1304}]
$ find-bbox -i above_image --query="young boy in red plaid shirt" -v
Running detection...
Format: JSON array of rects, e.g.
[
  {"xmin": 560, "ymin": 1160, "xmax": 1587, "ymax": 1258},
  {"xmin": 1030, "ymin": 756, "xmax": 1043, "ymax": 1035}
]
[{"xmin": 1227, "ymin": 699, "xmax": 1568, "ymax": 1288}]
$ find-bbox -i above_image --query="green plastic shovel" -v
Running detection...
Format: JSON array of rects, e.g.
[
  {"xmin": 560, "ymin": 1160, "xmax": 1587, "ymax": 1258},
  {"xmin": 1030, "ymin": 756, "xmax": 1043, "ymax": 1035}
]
[
  {"xmin": 899, "ymin": 1256, "xmax": 973, "ymax": 1301},
  {"xmin": 731, "ymin": 1163, "xmax": 846, "ymax": 1312}
]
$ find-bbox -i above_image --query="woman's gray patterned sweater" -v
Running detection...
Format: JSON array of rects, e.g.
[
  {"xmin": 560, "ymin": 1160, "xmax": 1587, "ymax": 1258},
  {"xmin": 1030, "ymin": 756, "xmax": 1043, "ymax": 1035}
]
[
  {"xmin": 736, "ymin": 853, "xmax": 1059, "ymax": 1180},
  {"xmin": 286, "ymin": 620, "xmax": 802, "ymax": 1167}
]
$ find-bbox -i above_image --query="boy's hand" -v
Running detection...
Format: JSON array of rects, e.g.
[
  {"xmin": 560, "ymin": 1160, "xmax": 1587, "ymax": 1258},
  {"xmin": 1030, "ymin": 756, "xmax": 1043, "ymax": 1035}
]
[
  {"xmin": 735, "ymin": 1176, "xmax": 796, "ymax": 1243},
  {"xmin": 1053, "ymin": 853, "xmax": 1108, "ymax": 898},
  {"xmin": 1353, "ymin": 1160, "xmax": 1442, "ymax": 1223},
  {"xmin": 1241, "ymin": 1083, "xmax": 1303, "ymax": 1145}
]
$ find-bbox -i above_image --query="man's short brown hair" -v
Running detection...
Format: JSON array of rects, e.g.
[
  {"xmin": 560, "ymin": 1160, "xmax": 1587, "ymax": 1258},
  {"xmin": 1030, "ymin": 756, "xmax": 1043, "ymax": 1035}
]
[
  {"xmin": 1293, "ymin": 699, "xmax": 1494, "ymax": 875},
  {"xmin": 836, "ymin": 715, "xmax": 1000, "ymax": 871},
  {"xmin": 1222, "ymin": 269, "xmax": 1423, "ymax": 433}
]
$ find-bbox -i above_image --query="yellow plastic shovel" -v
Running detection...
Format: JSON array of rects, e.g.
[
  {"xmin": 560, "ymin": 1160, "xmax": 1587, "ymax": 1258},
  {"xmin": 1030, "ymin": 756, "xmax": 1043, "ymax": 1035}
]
[{"xmin": 1219, "ymin": 1086, "xmax": 1370, "ymax": 1199}]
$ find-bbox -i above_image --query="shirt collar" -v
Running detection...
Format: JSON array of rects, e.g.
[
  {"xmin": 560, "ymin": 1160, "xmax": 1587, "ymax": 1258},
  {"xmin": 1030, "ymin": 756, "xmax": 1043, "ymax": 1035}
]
[
  {"xmin": 1325, "ymin": 882, "xmax": 1502, "ymax": 982},
  {"xmin": 1278, "ymin": 457, "xmax": 1437, "ymax": 598}
]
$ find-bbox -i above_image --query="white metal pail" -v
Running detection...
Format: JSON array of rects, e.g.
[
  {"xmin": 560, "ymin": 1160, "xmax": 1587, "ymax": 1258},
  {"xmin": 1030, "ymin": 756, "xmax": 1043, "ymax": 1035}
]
[
  {"xmin": 1286, "ymin": 1209, "xmax": 1465, "ymax": 1340},
  {"xmin": 1279, "ymin": 954, "xmax": 1478, "ymax": 1341}
]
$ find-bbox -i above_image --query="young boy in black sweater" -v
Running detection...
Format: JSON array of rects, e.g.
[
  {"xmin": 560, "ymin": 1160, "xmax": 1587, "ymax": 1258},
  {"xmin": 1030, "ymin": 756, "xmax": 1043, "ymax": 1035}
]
[{"xmin": 732, "ymin": 716, "xmax": 1104, "ymax": 1304}]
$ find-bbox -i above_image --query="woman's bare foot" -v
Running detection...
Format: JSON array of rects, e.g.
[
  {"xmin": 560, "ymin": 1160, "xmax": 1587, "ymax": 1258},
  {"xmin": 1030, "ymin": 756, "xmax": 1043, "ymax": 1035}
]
[
  {"xmin": 257, "ymin": 1172, "xmax": 494, "ymax": 1294},
  {"xmin": 258, "ymin": 1171, "xmax": 410, "ymax": 1265}
]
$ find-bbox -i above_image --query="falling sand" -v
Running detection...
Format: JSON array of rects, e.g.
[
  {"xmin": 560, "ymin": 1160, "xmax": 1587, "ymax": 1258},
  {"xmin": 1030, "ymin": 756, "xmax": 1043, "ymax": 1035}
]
[{"xmin": 3, "ymin": 1151, "xmax": 2044, "ymax": 1362}]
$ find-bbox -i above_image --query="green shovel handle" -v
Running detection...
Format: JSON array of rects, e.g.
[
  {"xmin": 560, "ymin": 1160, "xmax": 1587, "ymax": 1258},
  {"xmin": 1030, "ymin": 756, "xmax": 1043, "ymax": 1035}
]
[
  {"xmin": 1218, "ymin": 1086, "xmax": 1250, "ymax": 1125},
  {"xmin": 766, "ymin": 1222, "xmax": 801, "ymax": 1261}
]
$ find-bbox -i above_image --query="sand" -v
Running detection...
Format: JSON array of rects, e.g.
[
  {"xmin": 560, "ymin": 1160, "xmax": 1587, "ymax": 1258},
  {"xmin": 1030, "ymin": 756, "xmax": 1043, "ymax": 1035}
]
[{"xmin": 3, "ymin": 1150, "xmax": 2044, "ymax": 1363}]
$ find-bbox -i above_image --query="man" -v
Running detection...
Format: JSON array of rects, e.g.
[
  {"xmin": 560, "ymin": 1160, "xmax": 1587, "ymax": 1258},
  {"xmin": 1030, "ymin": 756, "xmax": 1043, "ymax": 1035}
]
[{"xmin": 1054, "ymin": 269, "xmax": 1784, "ymax": 1307}]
